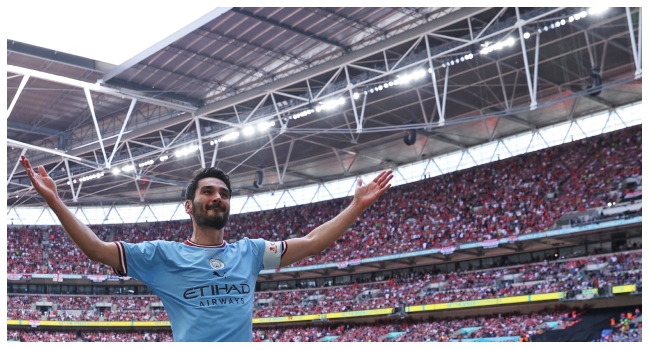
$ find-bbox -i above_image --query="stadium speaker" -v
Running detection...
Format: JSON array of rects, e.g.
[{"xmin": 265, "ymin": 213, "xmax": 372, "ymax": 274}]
[
  {"xmin": 403, "ymin": 121, "xmax": 416, "ymax": 146},
  {"xmin": 181, "ymin": 189, "xmax": 187, "ymax": 199},
  {"xmin": 587, "ymin": 66, "xmax": 602, "ymax": 97},
  {"xmin": 253, "ymin": 170, "xmax": 264, "ymax": 188}
]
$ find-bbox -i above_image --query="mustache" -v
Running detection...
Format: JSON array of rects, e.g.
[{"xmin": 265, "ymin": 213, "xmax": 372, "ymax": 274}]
[{"xmin": 206, "ymin": 203, "xmax": 227, "ymax": 211}]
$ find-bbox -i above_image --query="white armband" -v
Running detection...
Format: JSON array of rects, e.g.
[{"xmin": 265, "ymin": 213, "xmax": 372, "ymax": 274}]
[{"xmin": 262, "ymin": 240, "xmax": 286, "ymax": 269}]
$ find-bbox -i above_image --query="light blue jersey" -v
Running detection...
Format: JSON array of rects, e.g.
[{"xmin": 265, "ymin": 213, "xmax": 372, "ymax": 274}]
[{"xmin": 112, "ymin": 237, "xmax": 286, "ymax": 342}]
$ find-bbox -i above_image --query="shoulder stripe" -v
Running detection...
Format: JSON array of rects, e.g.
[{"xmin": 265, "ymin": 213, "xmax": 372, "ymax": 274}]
[{"xmin": 112, "ymin": 241, "xmax": 128, "ymax": 277}]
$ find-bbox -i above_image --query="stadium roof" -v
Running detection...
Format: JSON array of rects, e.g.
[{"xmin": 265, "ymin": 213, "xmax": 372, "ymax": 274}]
[{"xmin": 7, "ymin": 7, "xmax": 642, "ymax": 208}]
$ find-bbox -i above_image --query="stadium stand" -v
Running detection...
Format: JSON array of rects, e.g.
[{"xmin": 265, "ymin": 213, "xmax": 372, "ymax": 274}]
[
  {"xmin": 6, "ymin": 126, "xmax": 642, "ymax": 274},
  {"xmin": 7, "ymin": 126, "xmax": 642, "ymax": 341}
]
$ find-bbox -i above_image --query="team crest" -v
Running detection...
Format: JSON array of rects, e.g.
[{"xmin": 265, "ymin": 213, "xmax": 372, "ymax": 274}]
[
  {"xmin": 209, "ymin": 258, "xmax": 226, "ymax": 270},
  {"xmin": 269, "ymin": 242, "xmax": 278, "ymax": 254}
]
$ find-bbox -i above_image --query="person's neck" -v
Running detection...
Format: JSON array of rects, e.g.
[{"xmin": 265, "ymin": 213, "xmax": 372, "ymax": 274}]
[{"xmin": 189, "ymin": 225, "xmax": 224, "ymax": 246}]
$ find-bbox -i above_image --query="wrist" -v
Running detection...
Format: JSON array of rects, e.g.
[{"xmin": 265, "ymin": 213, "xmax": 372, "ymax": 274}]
[
  {"xmin": 47, "ymin": 196, "xmax": 66, "ymax": 210},
  {"xmin": 349, "ymin": 199, "xmax": 366, "ymax": 215}
]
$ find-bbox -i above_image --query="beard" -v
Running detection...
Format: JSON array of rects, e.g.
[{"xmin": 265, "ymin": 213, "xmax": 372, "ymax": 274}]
[{"xmin": 192, "ymin": 201, "xmax": 230, "ymax": 230}]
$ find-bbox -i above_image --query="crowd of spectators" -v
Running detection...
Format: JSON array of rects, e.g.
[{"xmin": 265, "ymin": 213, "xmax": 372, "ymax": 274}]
[
  {"xmin": 6, "ymin": 330, "xmax": 174, "ymax": 342},
  {"xmin": 255, "ymin": 307, "xmax": 573, "ymax": 342},
  {"xmin": 7, "ymin": 307, "xmax": 639, "ymax": 342},
  {"xmin": 7, "ymin": 330, "xmax": 77, "ymax": 342},
  {"xmin": 8, "ymin": 250, "xmax": 641, "ymax": 321},
  {"xmin": 6, "ymin": 126, "xmax": 641, "ymax": 274},
  {"xmin": 598, "ymin": 308, "xmax": 643, "ymax": 342}
]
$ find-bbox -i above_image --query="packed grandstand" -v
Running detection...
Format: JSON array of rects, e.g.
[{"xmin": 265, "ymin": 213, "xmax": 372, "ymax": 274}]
[{"xmin": 7, "ymin": 125, "xmax": 642, "ymax": 342}]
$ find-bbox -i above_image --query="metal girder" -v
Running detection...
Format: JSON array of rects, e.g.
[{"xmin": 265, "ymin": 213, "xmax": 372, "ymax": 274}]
[
  {"xmin": 63, "ymin": 159, "xmax": 78, "ymax": 203},
  {"xmin": 7, "ymin": 148, "xmax": 28, "ymax": 184},
  {"xmin": 195, "ymin": 118, "xmax": 206, "ymax": 168},
  {"xmin": 7, "ymin": 138, "xmax": 91, "ymax": 164},
  {"xmin": 106, "ymin": 99, "xmax": 138, "ymax": 168},
  {"xmin": 7, "ymin": 40, "xmax": 112, "ymax": 73},
  {"xmin": 567, "ymin": 86, "xmax": 615, "ymax": 108},
  {"xmin": 7, "ymin": 120, "xmax": 63, "ymax": 137},
  {"xmin": 210, "ymin": 142, "xmax": 219, "ymax": 168},
  {"xmin": 84, "ymin": 88, "xmax": 109, "ymax": 167},
  {"xmin": 625, "ymin": 7, "xmax": 642, "ymax": 78},
  {"xmin": 516, "ymin": 7, "xmax": 538, "ymax": 110},
  {"xmin": 106, "ymin": 78, "xmax": 203, "ymax": 107},
  {"xmin": 501, "ymin": 114, "xmax": 538, "ymax": 130},
  {"xmin": 15, "ymin": 8, "xmax": 493, "ymax": 170},
  {"xmin": 7, "ymin": 65, "xmax": 197, "ymax": 113},
  {"xmin": 231, "ymin": 8, "xmax": 350, "ymax": 52},
  {"xmin": 101, "ymin": 7, "xmax": 232, "ymax": 82},
  {"xmin": 195, "ymin": 7, "xmax": 490, "ymax": 117},
  {"xmin": 7, "ymin": 73, "xmax": 30, "ymax": 118}
]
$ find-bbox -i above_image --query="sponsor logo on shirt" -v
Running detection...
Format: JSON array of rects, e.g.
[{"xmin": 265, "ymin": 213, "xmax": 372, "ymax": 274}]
[
  {"xmin": 183, "ymin": 283, "xmax": 251, "ymax": 299},
  {"xmin": 268, "ymin": 242, "xmax": 278, "ymax": 254},
  {"xmin": 183, "ymin": 283, "xmax": 251, "ymax": 307}
]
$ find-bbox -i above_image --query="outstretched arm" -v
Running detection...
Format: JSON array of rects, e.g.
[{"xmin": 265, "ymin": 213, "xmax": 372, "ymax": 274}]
[
  {"xmin": 19, "ymin": 156, "xmax": 121, "ymax": 272},
  {"xmin": 279, "ymin": 170, "xmax": 393, "ymax": 267}
]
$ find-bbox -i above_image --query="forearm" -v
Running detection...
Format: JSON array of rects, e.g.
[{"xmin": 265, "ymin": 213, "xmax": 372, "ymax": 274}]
[
  {"xmin": 303, "ymin": 200, "xmax": 366, "ymax": 255},
  {"xmin": 47, "ymin": 198, "xmax": 108, "ymax": 262}
]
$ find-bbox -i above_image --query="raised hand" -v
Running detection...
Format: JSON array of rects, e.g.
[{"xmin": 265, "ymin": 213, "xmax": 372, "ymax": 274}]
[
  {"xmin": 19, "ymin": 155, "xmax": 60, "ymax": 204},
  {"xmin": 353, "ymin": 170, "xmax": 393, "ymax": 210}
]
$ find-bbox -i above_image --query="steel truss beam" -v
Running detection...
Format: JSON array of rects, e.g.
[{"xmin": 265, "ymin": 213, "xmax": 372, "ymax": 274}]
[
  {"xmin": 7, "ymin": 65, "xmax": 196, "ymax": 113},
  {"xmin": 9, "ymin": 8, "xmax": 492, "ymax": 170},
  {"xmin": 231, "ymin": 8, "xmax": 350, "ymax": 52},
  {"xmin": 625, "ymin": 7, "xmax": 642, "ymax": 78},
  {"xmin": 12, "ymin": 7, "xmax": 637, "ymax": 203}
]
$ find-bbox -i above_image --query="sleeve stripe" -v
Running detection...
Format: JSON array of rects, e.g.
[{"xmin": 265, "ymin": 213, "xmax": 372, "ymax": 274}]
[
  {"xmin": 112, "ymin": 241, "xmax": 128, "ymax": 277},
  {"xmin": 281, "ymin": 241, "xmax": 288, "ymax": 258}
]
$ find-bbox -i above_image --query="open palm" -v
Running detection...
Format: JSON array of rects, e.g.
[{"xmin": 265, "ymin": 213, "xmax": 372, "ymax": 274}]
[
  {"xmin": 20, "ymin": 155, "xmax": 60, "ymax": 204},
  {"xmin": 353, "ymin": 170, "xmax": 393, "ymax": 209}
]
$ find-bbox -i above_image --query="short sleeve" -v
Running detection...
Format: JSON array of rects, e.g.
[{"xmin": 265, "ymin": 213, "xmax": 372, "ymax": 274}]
[
  {"xmin": 251, "ymin": 238, "xmax": 286, "ymax": 270},
  {"xmin": 112, "ymin": 241, "xmax": 164, "ymax": 285}
]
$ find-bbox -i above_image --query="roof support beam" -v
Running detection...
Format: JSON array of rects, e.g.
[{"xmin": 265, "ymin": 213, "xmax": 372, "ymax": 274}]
[
  {"xmin": 63, "ymin": 158, "xmax": 78, "ymax": 203},
  {"xmin": 7, "ymin": 148, "xmax": 28, "ymax": 185},
  {"xmin": 7, "ymin": 120, "xmax": 62, "ymax": 137},
  {"xmin": 101, "ymin": 7, "xmax": 232, "ymax": 82},
  {"xmin": 106, "ymin": 98, "xmax": 137, "ymax": 168},
  {"xmin": 231, "ymin": 8, "xmax": 350, "ymax": 52},
  {"xmin": 106, "ymin": 78, "xmax": 203, "ymax": 107},
  {"xmin": 625, "ymin": 7, "xmax": 642, "ymax": 78},
  {"xmin": 7, "ymin": 65, "xmax": 196, "ymax": 113},
  {"xmin": 501, "ymin": 114, "xmax": 537, "ymax": 130},
  {"xmin": 210, "ymin": 142, "xmax": 219, "ymax": 168},
  {"xmin": 84, "ymin": 88, "xmax": 109, "ymax": 168},
  {"xmin": 516, "ymin": 7, "xmax": 539, "ymax": 110},
  {"xmin": 195, "ymin": 118, "xmax": 206, "ymax": 168},
  {"xmin": 196, "ymin": 7, "xmax": 490, "ymax": 117},
  {"xmin": 7, "ymin": 139, "xmax": 91, "ymax": 164},
  {"xmin": 7, "ymin": 73, "xmax": 29, "ymax": 118}
]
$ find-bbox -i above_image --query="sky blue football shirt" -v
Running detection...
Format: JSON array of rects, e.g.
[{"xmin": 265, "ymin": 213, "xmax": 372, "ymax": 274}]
[{"xmin": 113, "ymin": 237, "xmax": 286, "ymax": 342}]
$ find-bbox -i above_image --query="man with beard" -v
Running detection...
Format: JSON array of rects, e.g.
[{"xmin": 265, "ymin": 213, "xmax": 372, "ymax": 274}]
[{"xmin": 19, "ymin": 156, "xmax": 392, "ymax": 342}]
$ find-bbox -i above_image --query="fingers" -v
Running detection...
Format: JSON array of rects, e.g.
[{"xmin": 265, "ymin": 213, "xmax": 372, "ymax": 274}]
[
  {"xmin": 19, "ymin": 155, "xmax": 30, "ymax": 170},
  {"xmin": 38, "ymin": 165, "xmax": 49, "ymax": 178},
  {"xmin": 20, "ymin": 156, "xmax": 36, "ymax": 180},
  {"xmin": 373, "ymin": 170, "xmax": 393, "ymax": 189}
]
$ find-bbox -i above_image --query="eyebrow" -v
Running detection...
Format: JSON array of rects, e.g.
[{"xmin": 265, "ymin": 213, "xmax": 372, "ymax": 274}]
[{"xmin": 199, "ymin": 185, "xmax": 229, "ymax": 193}]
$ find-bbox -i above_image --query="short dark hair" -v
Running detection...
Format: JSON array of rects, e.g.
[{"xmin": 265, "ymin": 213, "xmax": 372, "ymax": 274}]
[{"xmin": 186, "ymin": 167, "xmax": 232, "ymax": 201}]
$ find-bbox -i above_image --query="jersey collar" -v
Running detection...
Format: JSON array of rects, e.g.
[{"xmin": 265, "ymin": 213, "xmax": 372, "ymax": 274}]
[{"xmin": 184, "ymin": 239, "xmax": 226, "ymax": 248}]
